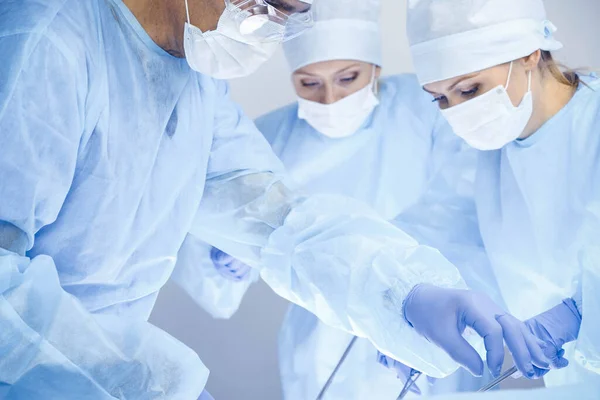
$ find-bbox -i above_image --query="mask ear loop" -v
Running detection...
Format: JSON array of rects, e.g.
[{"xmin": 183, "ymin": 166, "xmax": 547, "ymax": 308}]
[
  {"xmin": 370, "ymin": 65, "xmax": 378, "ymax": 96},
  {"xmin": 185, "ymin": 0, "xmax": 191, "ymax": 24},
  {"xmin": 505, "ymin": 61, "xmax": 514, "ymax": 90},
  {"xmin": 505, "ymin": 61, "xmax": 532, "ymax": 93}
]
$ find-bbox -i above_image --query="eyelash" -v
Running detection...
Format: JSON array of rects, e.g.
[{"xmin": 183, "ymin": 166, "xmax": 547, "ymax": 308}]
[
  {"xmin": 460, "ymin": 86, "xmax": 479, "ymax": 97},
  {"xmin": 339, "ymin": 74, "xmax": 358, "ymax": 84},
  {"xmin": 302, "ymin": 81, "xmax": 320, "ymax": 87},
  {"xmin": 431, "ymin": 86, "xmax": 480, "ymax": 103}
]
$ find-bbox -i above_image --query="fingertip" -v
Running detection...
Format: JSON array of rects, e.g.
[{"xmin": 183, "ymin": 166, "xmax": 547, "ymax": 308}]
[
  {"xmin": 525, "ymin": 369, "xmax": 536, "ymax": 379},
  {"xmin": 469, "ymin": 360, "xmax": 484, "ymax": 377},
  {"xmin": 555, "ymin": 357, "xmax": 569, "ymax": 369}
]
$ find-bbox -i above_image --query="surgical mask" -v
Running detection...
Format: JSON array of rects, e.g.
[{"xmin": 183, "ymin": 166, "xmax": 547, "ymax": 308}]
[
  {"xmin": 183, "ymin": 0, "xmax": 281, "ymax": 79},
  {"xmin": 441, "ymin": 61, "xmax": 534, "ymax": 151},
  {"xmin": 297, "ymin": 67, "xmax": 380, "ymax": 139}
]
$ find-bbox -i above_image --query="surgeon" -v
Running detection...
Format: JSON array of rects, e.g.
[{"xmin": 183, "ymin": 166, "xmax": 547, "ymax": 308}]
[
  {"xmin": 0, "ymin": 0, "xmax": 557, "ymax": 397},
  {"xmin": 238, "ymin": 0, "xmax": 489, "ymax": 397},
  {"xmin": 400, "ymin": 0, "xmax": 600, "ymax": 387}
]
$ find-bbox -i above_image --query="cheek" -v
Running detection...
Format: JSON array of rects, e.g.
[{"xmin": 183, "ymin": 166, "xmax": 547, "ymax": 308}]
[{"xmin": 505, "ymin": 76, "xmax": 529, "ymax": 107}]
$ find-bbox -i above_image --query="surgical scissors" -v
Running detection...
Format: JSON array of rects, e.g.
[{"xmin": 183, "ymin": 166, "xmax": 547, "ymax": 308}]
[
  {"xmin": 315, "ymin": 336, "xmax": 358, "ymax": 400},
  {"xmin": 396, "ymin": 368, "xmax": 422, "ymax": 399},
  {"xmin": 477, "ymin": 365, "xmax": 519, "ymax": 392}
]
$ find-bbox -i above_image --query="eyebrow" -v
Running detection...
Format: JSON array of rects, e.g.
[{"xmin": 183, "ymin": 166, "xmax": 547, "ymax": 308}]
[
  {"xmin": 264, "ymin": 0, "xmax": 311, "ymax": 14},
  {"xmin": 295, "ymin": 63, "xmax": 362, "ymax": 78},
  {"xmin": 447, "ymin": 73, "xmax": 480, "ymax": 91}
]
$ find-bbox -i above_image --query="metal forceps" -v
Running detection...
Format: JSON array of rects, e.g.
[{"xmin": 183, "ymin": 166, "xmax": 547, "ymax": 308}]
[
  {"xmin": 315, "ymin": 336, "xmax": 358, "ymax": 400},
  {"xmin": 396, "ymin": 369, "xmax": 422, "ymax": 399},
  {"xmin": 477, "ymin": 365, "xmax": 519, "ymax": 392}
]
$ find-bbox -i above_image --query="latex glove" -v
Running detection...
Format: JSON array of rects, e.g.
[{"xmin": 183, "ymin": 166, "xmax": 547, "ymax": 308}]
[
  {"xmin": 524, "ymin": 298, "xmax": 581, "ymax": 375},
  {"xmin": 198, "ymin": 390, "xmax": 215, "ymax": 400},
  {"xmin": 210, "ymin": 247, "xmax": 252, "ymax": 282},
  {"xmin": 377, "ymin": 351, "xmax": 421, "ymax": 395},
  {"xmin": 403, "ymin": 284, "xmax": 551, "ymax": 379}
]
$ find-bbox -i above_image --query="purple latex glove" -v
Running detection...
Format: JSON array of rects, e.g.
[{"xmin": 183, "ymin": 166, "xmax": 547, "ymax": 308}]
[
  {"xmin": 197, "ymin": 390, "xmax": 215, "ymax": 400},
  {"xmin": 403, "ymin": 284, "xmax": 551, "ymax": 379},
  {"xmin": 210, "ymin": 247, "xmax": 252, "ymax": 282},
  {"xmin": 523, "ymin": 298, "xmax": 580, "ymax": 376},
  {"xmin": 377, "ymin": 351, "xmax": 421, "ymax": 395}
]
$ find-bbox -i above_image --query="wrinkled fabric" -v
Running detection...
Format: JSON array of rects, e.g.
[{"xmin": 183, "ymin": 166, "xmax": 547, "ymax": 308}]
[
  {"xmin": 283, "ymin": 0, "xmax": 381, "ymax": 71},
  {"xmin": 0, "ymin": 249, "xmax": 207, "ymax": 399},
  {"xmin": 395, "ymin": 77, "xmax": 600, "ymax": 385},
  {"xmin": 406, "ymin": 0, "xmax": 562, "ymax": 85},
  {"xmin": 0, "ymin": 0, "xmax": 277, "ymax": 394},
  {"xmin": 476, "ymin": 77, "xmax": 600, "ymax": 385},
  {"xmin": 0, "ymin": 1, "xmax": 473, "ymax": 396},
  {"xmin": 171, "ymin": 235, "xmax": 259, "ymax": 319},
  {"xmin": 259, "ymin": 76, "xmax": 488, "ymax": 398}
]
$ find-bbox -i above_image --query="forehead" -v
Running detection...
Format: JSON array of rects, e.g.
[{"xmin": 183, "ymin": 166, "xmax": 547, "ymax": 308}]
[
  {"xmin": 295, "ymin": 60, "xmax": 367, "ymax": 76},
  {"xmin": 423, "ymin": 64, "xmax": 509, "ymax": 92}
]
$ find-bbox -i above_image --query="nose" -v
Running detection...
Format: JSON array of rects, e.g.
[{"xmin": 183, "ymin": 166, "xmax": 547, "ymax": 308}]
[{"xmin": 320, "ymin": 84, "xmax": 337, "ymax": 105}]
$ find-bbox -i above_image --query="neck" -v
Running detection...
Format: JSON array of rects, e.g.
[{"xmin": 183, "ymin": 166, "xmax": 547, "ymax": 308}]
[
  {"xmin": 123, "ymin": 0, "xmax": 186, "ymax": 57},
  {"xmin": 520, "ymin": 71, "xmax": 577, "ymax": 140}
]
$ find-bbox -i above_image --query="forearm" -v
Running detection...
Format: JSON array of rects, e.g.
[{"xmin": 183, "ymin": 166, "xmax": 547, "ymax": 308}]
[{"xmin": 192, "ymin": 172, "xmax": 467, "ymax": 377}]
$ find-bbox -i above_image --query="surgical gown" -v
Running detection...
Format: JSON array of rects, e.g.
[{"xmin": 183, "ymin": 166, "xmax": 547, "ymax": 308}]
[
  {"xmin": 475, "ymin": 76, "xmax": 600, "ymax": 385},
  {"xmin": 0, "ymin": 1, "xmax": 471, "ymax": 397},
  {"xmin": 396, "ymin": 76, "xmax": 600, "ymax": 387},
  {"xmin": 258, "ymin": 75, "xmax": 489, "ymax": 399}
]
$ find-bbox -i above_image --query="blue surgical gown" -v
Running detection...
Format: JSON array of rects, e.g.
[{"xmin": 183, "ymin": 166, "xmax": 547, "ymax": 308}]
[
  {"xmin": 395, "ymin": 76, "xmax": 600, "ymax": 386},
  {"xmin": 258, "ymin": 75, "xmax": 488, "ymax": 399},
  {"xmin": 0, "ymin": 0, "xmax": 472, "ymax": 397},
  {"xmin": 475, "ymin": 76, "xmax": 600, "ymax": 384}
]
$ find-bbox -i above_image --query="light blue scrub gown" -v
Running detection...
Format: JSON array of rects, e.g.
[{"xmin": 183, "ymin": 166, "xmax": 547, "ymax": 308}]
[
  {"xmin": 257, "ymin": 75, "xmax": 489, "ymax": 399},
  {"xmin": 396, "ymin": 76, "xmax": 600, "ymax": 387},
  {"xmin": 475, "ymin": 76, "xmax": 600, "ymax": 385},
  {"xmin": 0, "ymin": 1, "xmax": 474, "ymax": 397}
]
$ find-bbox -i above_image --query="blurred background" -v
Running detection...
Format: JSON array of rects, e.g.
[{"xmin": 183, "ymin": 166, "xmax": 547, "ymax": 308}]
[{"xmin": 150, "ymin": 1, "xmax": 600, "ymax": 398}]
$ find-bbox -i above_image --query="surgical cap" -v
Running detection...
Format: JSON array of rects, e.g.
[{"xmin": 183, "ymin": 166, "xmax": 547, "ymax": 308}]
[
  {"xmin": 407, "ymin": 0, "xmax": 563, "ymax": 85},
  {"xmin": 283, "ymin": 0, "xmax": 382, "ymax": 72}
]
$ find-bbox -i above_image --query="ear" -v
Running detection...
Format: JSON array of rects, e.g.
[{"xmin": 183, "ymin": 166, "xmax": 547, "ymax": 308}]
[{"xmin": 521, "ymin": 50, "xmax": 542, "ymax": 72}]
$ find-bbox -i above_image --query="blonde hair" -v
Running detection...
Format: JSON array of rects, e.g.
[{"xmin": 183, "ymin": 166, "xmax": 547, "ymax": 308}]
[{"xmin": 539, "ymin": 51, "xmax": 580, "ymax": 88}]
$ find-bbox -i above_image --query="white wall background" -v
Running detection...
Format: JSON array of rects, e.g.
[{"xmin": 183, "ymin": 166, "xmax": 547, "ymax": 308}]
[{"xmin": 150, "ymin": 1, "xmax": 600, "ymax": 399}]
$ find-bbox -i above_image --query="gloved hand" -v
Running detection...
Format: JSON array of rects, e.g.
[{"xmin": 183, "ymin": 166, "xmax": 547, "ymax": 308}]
[
  {"xmin": 377, "ymin": 351, "xmax": 421, "ymax": 394},
  {"xmin": 210, "ymin": 247, "xmax": 252, "ymax": 282},
  {"xmin": 403, "ymin": 284, "xmax": 551, "ymax": 379},
  {"xmin": 523, "ymin": 298, "xmax": 581, "ymax": 375},
  {"xmin": 198, "ymin": 390, "xmax": 215, "ymax": 400}
]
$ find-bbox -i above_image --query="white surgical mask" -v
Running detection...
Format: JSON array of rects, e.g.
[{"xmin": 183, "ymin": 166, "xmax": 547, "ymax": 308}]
[
  {"xmin": 297, "ymin": 67, "xmax": 380, "ymax": 139},
  {"xmin": 441, "ymin": 61, "xmax": 534, "ymax": 151},
  {"xmin": 183, "ymin": 0, "xmax": 280, "ymax": 79}
]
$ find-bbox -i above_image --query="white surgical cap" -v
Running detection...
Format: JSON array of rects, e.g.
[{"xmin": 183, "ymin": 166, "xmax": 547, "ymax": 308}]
[
  {"xmin": 283, "ymin": 0, "xmax": 382, "ymax": 72},
  {"xmin": 407, "ymin": 0, "xmax": 563, "ymax": 85},
  {"xmin": 299, "ymin": 0, "xmax": 313, "ymax": 4}
]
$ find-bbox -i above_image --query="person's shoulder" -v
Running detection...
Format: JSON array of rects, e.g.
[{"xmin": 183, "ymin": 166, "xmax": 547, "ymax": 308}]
[
  {"xmin": 379, "ymin": 74, "xmax": 424, "ymax": 98},
  {"xmin": 0, "ymin": 0, "xmax": 98, "ymax": 64},
  {"xmin": 573, "ymin": 75, "xmax": 600, "ymax": 121},
  {"xmin": 377, "ymin": 73, "xmax": 439, "ymax": 120},
  {"xmin": 255, "ymin": 102, "xmax": 300, "ymax": 144},
  {"xmin": 0, "ymin": 0, "xmax": 93, "ymax": 35}
]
